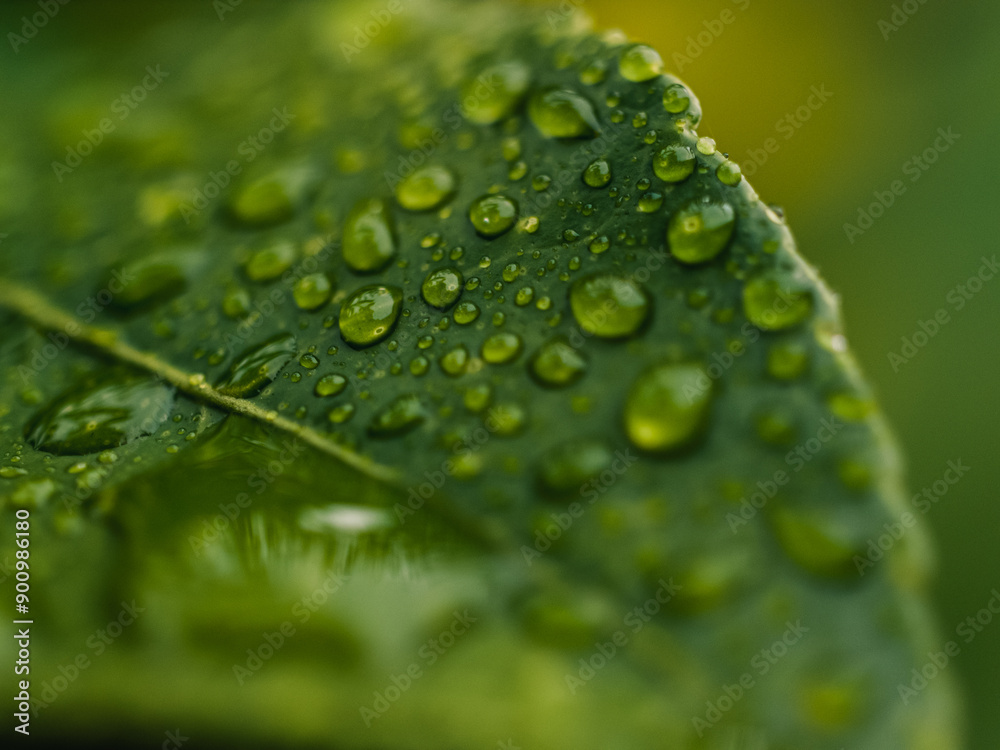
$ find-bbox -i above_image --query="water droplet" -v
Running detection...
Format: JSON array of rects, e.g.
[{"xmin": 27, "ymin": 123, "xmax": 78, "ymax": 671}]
[
  {"xmin": 454, "ymin": 301, "xmax": 481, "ymax": 325},
  {"xmin": 529, "ymin": 338, "xmax": 588, "ymax": 387},
  {"xmin": 580, "ymin": 59, "xmax": 608, "ymax": 85},
  {"xmin": 299, "ymin": 353, "xmax": 320, "ymax": 370},
  {"xmin": 653, "ymin": 144, "xmax": 696, "ymax": 183},
  {"xmin": 767, "ymin": 341, "xmax": 809, "ymax": 380},
  {"xmin": 229, "ymin": 166, "xmax": 313, "ymax": 226},
  {"xmin": 421, "ymin": 267, "xmax": 464, "ymax": 310},
  {"xmin": 529, "ymin": 87, "xmax": 601, "ymax": 139},
  {"xmin": 111, "ymin": 254, "xmax": 190, "ymax": 311},
  {"xmin": 314, "ymin": 374, "xmax": 347, "ymax": 397},
  {"xmin": 439, "ymin": 345, "xmax": 470, "ymax": 377},
  {"xmin": 532, "ymin": 174, "xmax": 552, "ymax": 192},
  {"xmin": 293, "ymin": 272, "xmax": 334, "ymax": 311},
  {"xmin": 668, "ymin": 199, "xmax": 736, "ymax": 264},
  {"xmin": 409, "ymin": 356, "xmax": 429, "ymax": 376},
  {"xmin": 464, "ymin": 384, "xmax": 493, "ymax": 413},
  {"xmin": 619, "ymin": 44, "xmax": 663, "ymax": 82},
  {"xmin": 0, "ymin": 467, "xmax": 28, "ymax": 479},
  {"xmin": 743, "ymin": 275, "xmax": 813, "ymax": 330},
  {"xmin": 537, "ymin": 439, "xmax": 613, "ymax": 496},
  {"xmin": 339, "ymin": 285, "xmax": 403, "ymax": 347},
  {"xmin": 395, "ymin": 165, "xmax": 457, "ymax": 211},
  {"xmin": 515, "ymin": 286, "xmax": 535, "ymax": 306},
  {"xmin": 631, "ymin": 111, "xmax": 648, "ymax": 128},
  {"xmin": 25, "ymin": 379, "xmax": 174, "ymax": 456},
  {"xmin": 583, "ymin": 158, "xmax": 611, "ymax": 188},
  {"xmin": 245, "ymin": 240, "xmax": 297, "ymax": 282},
  {"xmin": 368, "ymin": 394, "xmax": 426, "ymax": 437},
  {"xmin": 637, "ymin": 192, "xmax": 664, "ymax": 213},
  {"xmin": 570, "ymin": 274, "xmax": 651, "ymax": 339},
  {"xmin": 696, "ymin": 137, "xmax": 717, "ymax": 156},
  {"xmin": 222, "ymin": 286, "xmax": 252, "ymax": 319},
  {"xmin": 481, "ymin": 332, "xmax": 523, "ymax": 364},
  {"xmin": 328, "ymin": 402, "xmax": 355, "ymax": 424},
  {"xmin": 342, "ymin": 198, "xmax": 396, "ymax": 273},
  {"xmin": 662, "ymin": 83, "xmax": 692, "ymax": 114},
  {"xmin": 769, "ymin": 506, "xmax": 864, "ymax": 580},
  {"xmin": 461, "ymin": 61, "xmax": 531, "ymax": 124},
  {"xmin": 827, "ymin": 392, "xmax": 875, "ymax": 422},
  {"xmin": 716, "ymin": 160, "xmax": 743, "ymax": 186},
  {"xmin": 469, "ymin": 194, "xmax": 518, "ymax": 238},
  {"xmin": 216, "ymin": 333, "xmax": 297, "ymax": 398},
  {"xmin": 624, "ymin": 363, "xmax": 713, "ymax": 452},
  {"xmin": 755, "ymin": 410, "xmax": 797, "ymax": 445},
  {"xmin": 491, "ymin": 403, "xmax": 526, "ymax": 436}
]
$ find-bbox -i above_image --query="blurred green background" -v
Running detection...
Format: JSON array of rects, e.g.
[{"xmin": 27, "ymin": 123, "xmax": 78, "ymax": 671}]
[{"xmin": 568, "ymin": 0, "xmax": 999, "ymax": 745}]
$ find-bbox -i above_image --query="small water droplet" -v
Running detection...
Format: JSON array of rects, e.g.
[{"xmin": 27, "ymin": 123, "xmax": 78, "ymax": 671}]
[
  {"xmin": 529, "ymin": 338, "xmax": 588, "ymax": 387},
  {"xmin": 328, "ymin": 290, "xmax": 401, "ymax": 356},
  {"xmin": 245, "ymin": 240, "xmax": 298, "ymax": 282},
  {"xmin": 716, "ymin": 160, "xmax": 743, "ymax": 186},
  {"xmin": 538, "ymin": 439, "xmax": 613, "ymax": 496},
  {"xmin": 570, "ymin": 274, "xmax": 651, "ymax": 339},
  {"xmin": 368, "ymin": 394, "xmax": 426, "ymax": 437},
  {"xmin": 421, "ymin": 267, "xmax": 464, "ymax": 310},
  {"xmin": 327, "ymin": 402, "xmax": 355, "ymax": 424},
  {"xmin": 469, "ymin": 194, "xmax": 518, "ymax": 238},
  {"xmin": 529, "ymin": 87, "xmax": 601, "ymax": 139},
  {"xmin": 342, "ymin": 198, "xmax": 396, "ymax": 273},
  {"xmin": 583, "ymin": 158, "xmax": 611, "ymax": 188},
  {"xmin": 668, "ymin": 199, "xmax": 736, "ymax": 264},
  {"xmin": 619, "ymin": 44, "xmax": 663, "ymax": 82},
  {"xmin": 696, "ymin": 137, "xmax": 717, "ymax": 156},
  {"xmin": 440, "ymin": 345, "xmax": 470, "ymax": 377},
  {"xmin": 293, "ymin": 272, "xmax": 334, "ymax": 311},
  {"xmin": 216, "ymin": 333, "xmax": 297, "ymax": 398},
  {"xmin": 395, "ymin": 165, "xmax": 457, "ymax": 211},
  {"xmin": 481, "ymin": 332, "xmax": 523, "ymax": 364},
  {"xmin": 767, "ymin": 341, "xmax": 809, "ymax": 380},
  {"xmin": 743, "ymin": 275, "xmax": 813, "ymax": 330},
  {"xmin": 299, "ymin": 353, "xmax": 320, "ymax": 370}
]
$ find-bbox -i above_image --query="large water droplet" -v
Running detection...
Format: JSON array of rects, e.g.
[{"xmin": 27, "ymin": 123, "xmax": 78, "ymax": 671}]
[
  {"xmin": 395, "ymin": 165, "xmax": 457, "ymax": 212},
  {"xmin": 342, "ymin": 198, "xmax": 396, "ymax": 273},
  {"xmin": 743, "ymin": 275, "xmax": 813, "ymax": 331},
  {"xmin": 461, "ymin": 61, "xmax": 531, "ymax": 125},
  {"xmin": 528, "ymin": 87, "xmax": 600, "ymax": 139},
  {"xmin": 653, "ymin": 144, "xmax": 696, "ymax": 183},
  {"xmin": 668, "ymin": 199, "xmax": 736, "ymax": 265},
  {"xmin": 368, "ymin": 394, "xmax": 426, "ymax": 438},
  {"xmin": 421, "ymin": 267, "xmax": 464, "ymax": 310},
  {"xmin": 537, "ymin": 439, "xmax": 613, "ymax": 497},
  {"xmin": 216, "ymin": 333, "xmax": 297, "ymax": 398},
  {"xmin": 339, "ymin": 285, "xmax": 403, "ymax": 347},
  {"xmin": 529, "ymin": 338, "xmax": 588, "ymax": 388},
  {"xmin": 25, "ymin": 379, "xmax": 174, "ymax": 456},
  {"xmin": 469, "ymin": 194, "xmax": 518, "ymax": 238},
  {"xmin": 570, "ymin": 274, "xmax": 651, "ymax": 339},
  {"xmin": 583, "ymin": 158, "xmax": 611, "ymax": 188},
  {"xmin": 618, "ymin": 44, "xmax": 663, "ymax": 82},
  {"xmin": 624, "ymin": 363, "xmax": 712, "ymax": 452}
]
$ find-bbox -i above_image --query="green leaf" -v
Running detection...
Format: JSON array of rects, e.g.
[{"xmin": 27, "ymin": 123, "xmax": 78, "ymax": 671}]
[{"xmin": 0, "ymin": 2, "xmax": 961, "ymax": 748}]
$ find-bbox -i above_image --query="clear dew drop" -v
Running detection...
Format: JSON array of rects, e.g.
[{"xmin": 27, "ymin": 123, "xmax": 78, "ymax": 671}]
[
  {"xmin": 395, "ymin": 165, "xmax": 457, "ymax": 212},
  {"xmin": 461, "ymin": 60, "xmax": 531, "ymax": 124},
  {"xmin": 529, "ymin": 337, "xmax": 588, "ymax": 388},
  {"xmin": 338, "ymin": 285, "xmax": 403, "ymax": 347},
  {"xmin": 619, "ymin": 44, "xmax": 664, "ymax": 82},
  {"xmin": 342, "ymin": 198, "xmax": 396, "ymax": 273},
  {"xmin": 453, "ymin": 301, "xmax": 481, "ymax": 325},
  {"xmin": 743, "ymin": 275, "xmax": 814, "ymax": 331},
  {"xmin": 528, "ymin": 87, "xmax": 601, "ymax": 139},
  {"xmin": 668, "ymin": 199, "xmax": 736, "ymax": 265},
  {"xmin": 216, "ymin": 333, "xmax": 297, "ymax": 398},
  {"xmin": 624, "ymin": 363, "xmax": 713, "ymax": 452},
  {"xmin": 570, "ymin": 274, "xmax": 651, "ymax": 339},
  {"xmin": 653, "ymin": 144, "xmax": 696, "ymax": 183},
  {"xmin": 421, "ymin": 267, "xmax": 464, "ymax": 310},
  {"xmin": 245, "ymin": 240, "xmax": 298, "ymax": 282},
  {"xmin": 469, "ymin": 194, "xmax": 518, "ymax": 238},
  {"xmin": 314, "ymin": 374, "xmax": 348, "ymax": 397},
  {"xmin": 293, "ymin": 272, "xmax": 334, "ymax": 311},
  {"xmin": 481, "ymin": 332, "xmax": 523, "ymax": 364},
  {"xmin": 25, "ymin": 379, "xmax": 175, "ymax": 456},
  {"xmin": 583, "ymin": 158, "xmax": 611, "ymax": 188},
  {"xmin": 662, "ymin": 83, "xmax": 692, "ymax": 114},
  {"xmin": 367, "ymin": 394, "xmax": 426, "ymax": 438}
]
